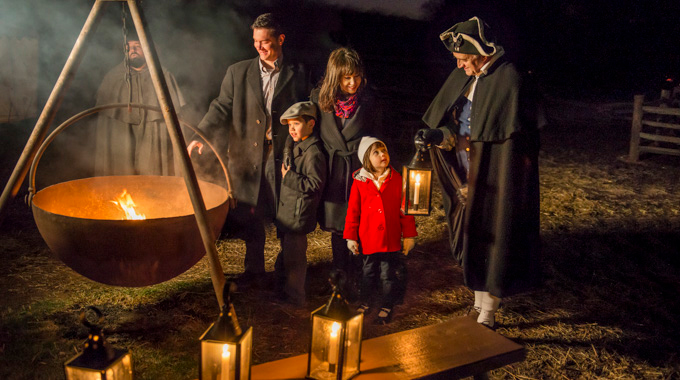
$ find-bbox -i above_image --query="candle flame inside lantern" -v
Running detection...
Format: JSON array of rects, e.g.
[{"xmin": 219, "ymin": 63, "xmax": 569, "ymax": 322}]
[{"xmin": 111, "ymin": 189, "xmax": 146, "ymax": 220}]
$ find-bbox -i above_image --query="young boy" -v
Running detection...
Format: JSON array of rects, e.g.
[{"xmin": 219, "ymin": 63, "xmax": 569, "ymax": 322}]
[{"xmin": 274, "ymin": 101, "xmax": 327, "ymax": 306}]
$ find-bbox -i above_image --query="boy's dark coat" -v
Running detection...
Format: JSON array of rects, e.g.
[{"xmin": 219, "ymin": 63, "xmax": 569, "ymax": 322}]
[{"xmin": 275, "ymin": 134, "xmax": 326, "ymax": 234}]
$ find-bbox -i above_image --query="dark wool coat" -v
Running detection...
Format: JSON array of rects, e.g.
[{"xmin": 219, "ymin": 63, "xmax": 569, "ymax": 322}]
[
  {"xmin": 311, "ymin": 88, "xmax": 380, "ymax": 233},
  {"xmin": 343, "ymin": 168, "xmax": 417, "ymax": 255},
  {"xmin": 94, "ymin": 62, "xmax": 185, "ymax": 176},
  {"xmin": 197, "ymin": 57, "xmax": 310, "ymax": 207},
  {"xmin": 275, "ymin": 135, "xmax": 326, "ymax": 234},
  {"xmin": 422, "ymin": 57, "xmax": 543, "ymax": 297}
]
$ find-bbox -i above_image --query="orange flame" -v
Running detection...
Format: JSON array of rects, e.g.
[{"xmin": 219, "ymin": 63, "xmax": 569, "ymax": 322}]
[{"xmin": 111, "ymin": 189, "xmax": 146, "ymax": 220}]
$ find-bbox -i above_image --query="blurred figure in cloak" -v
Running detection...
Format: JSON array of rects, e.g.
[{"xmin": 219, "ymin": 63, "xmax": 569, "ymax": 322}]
[
  {"xmin": 417, "ymin": 16, "xmax": 544, "ymax": 328},
  {"xmin": 94, "ymin": 32, "xmax": 186, "ymax": 176}
]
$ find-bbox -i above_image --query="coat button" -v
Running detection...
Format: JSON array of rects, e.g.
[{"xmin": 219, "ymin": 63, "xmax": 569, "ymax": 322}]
[
  {"xmin": 378, "ymin": 225, "xmax": 384, "ymax": 230},
  {"xmin": 256, "ymin": 119, "xmax": 261, "ymax": 124},
  {"xmin": 378, "ymin": 209, "xmax": 382, "ymax": 213},
  {"xmin": 254, "ymin": 142, "xmax": 258, "ymax": 147}
]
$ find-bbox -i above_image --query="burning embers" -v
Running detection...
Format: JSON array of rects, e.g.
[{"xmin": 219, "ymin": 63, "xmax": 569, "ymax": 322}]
[{"xmin": 110, "ymin": 189, "xmax": 146, "ymax": 220}]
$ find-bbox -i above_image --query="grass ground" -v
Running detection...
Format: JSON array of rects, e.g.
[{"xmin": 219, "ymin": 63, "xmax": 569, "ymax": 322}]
[{"xmin": 1, "ymin": 100, "xmax": 679, "ymax": 379}]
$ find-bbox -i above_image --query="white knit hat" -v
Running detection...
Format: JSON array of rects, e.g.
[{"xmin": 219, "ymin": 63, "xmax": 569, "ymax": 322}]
[{"xmin": 357, "ymin": 136, "xmax": 384, "ymax": 161}]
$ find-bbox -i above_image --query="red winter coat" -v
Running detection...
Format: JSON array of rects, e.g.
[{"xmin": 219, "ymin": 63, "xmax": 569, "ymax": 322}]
[{"xmin": 343, "ymin": 167, "xmax": 417, "ymax": 255}]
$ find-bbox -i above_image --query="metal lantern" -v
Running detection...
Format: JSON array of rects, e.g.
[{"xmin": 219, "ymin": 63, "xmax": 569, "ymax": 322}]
[
  {"xmin": 199, "ymin": 282, "xmax": 253, "ymax": 380},
  {"xmin": 64, "ymin": 307, "xmax": 133, "ymax": 380},
  {"xmin": 402, "ymin": 149, "xmax": 434, "ymax": 216},
  {"xmin": 307, "ymin": 271, "xmax": 363, "ymax": 380}
]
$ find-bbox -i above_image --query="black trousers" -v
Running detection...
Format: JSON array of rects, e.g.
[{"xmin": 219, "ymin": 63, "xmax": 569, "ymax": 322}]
[
  {"xmin": 222, "ymin": 145, "xmax": 276, "ymax": 276},
  {"xmin": 360, "ymin": 251, "xmax": 402, "ymax": 309},
  {"xmin": 331, "ymin": 232, "xmax": 362, "ymax": 292},
  {"xmin": 274, "ymin": 232, "xmax": 308, "ymax": 304}
]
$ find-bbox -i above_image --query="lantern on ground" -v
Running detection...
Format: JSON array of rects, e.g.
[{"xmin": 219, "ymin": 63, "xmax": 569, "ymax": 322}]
[
  {"xmin": 64, "ymin": 307, "xmax": 133, "ymax": 380},
  {"xmin": 199, "ymin": 282, "xmax": 253, "ymax": 380},
  {"xmin": 402, "ymin": 148, "xmax": 433, "ymax": 216},
  {"xmin": 307, "ymin": 270, "xmax": 363, "ymax": 380}
]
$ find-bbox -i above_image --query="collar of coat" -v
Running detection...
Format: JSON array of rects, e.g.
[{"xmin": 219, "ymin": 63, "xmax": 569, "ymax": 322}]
[
  {"xmin": 292, "ymin": 134, "xmax": 320, "ymax": 156},
  {"xmin": 247, "ymin": 56, "xmax": 295, "ymax": 110},
  {"xmin": 353, "ymin": 166, "xmax": 393, "ymax": 182}
]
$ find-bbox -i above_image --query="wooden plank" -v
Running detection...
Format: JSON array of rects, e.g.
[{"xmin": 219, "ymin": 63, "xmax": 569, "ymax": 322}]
[
  {"xmin": 628, "ymin": 95, "xmax": 644, "ymax": 162},
  {"xmin": 641, "ymin": 106, "xmax": 680, "ymax": 117},
  {"xmin": 639, "ymin": 146, "xmax": 680, "ymax": 156},
  {"xmin": 251, "ymin": 316, "xmax": 525, "ymax": 380},
  {"xmin": 639, "ymin": 132, "xmax": 680, "ymax": 144},
  {"xmin": 641, "ymin": 120, "xmax": 680, "ymax": 130}
]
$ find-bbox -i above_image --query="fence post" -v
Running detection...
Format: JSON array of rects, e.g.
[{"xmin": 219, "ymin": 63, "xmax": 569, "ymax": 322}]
[{"xmin": 628, "ymin": 94, "xmax": 644, "ymax": 162}]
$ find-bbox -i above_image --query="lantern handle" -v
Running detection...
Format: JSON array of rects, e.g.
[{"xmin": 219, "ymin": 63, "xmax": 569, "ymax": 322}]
[
  {"xmin": 79, "ymin": 306, "xmax": 104, "ymax": 331},
  {"xmin": 25, "ymin": 103, "xmax": 233, "ymax": 206}
]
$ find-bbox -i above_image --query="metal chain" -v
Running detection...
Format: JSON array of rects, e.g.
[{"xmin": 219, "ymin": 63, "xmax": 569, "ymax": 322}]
[{"xmin": 121, "ymin": 3, "xmax": 132, "ymax": 111}]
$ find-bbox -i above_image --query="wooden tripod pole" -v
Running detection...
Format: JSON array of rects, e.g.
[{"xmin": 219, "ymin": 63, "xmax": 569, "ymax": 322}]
[
  {"xmin": 0, "ymin": 0, "xmax": 226, "ymax": 307},
  {"xmin": 0, "ymin": 1, "xmax": 106, "ymax": 225},
  {"xmin": 126, "ymin": 0, "xmax": 226, "ymax": 307}
]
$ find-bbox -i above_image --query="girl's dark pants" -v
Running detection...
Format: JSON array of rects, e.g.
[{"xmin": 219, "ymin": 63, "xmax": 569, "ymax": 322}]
[{"xmin": 360, "ymin": 251, "xmax": 401, "ymax": 309}]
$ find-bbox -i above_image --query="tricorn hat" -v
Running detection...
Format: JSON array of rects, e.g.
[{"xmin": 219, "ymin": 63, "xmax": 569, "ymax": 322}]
[{"xmin": 439, "ymin": 16, "xmax": 500, "ymax": 56}]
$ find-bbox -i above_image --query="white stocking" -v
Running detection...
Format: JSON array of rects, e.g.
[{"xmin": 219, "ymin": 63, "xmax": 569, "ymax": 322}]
[{"xmin": 477, "ymin": 292, "xmax": 501, "ymax": 327}]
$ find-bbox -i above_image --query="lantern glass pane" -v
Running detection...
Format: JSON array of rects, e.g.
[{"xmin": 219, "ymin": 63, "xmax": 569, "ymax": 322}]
[
  {"xmin": 309, "ymin": 316, "xmax": 342, "ymax": 380},
  {"xmin": 65, "ymin": 350, "xmax": 132, "ymax": 380},
  {"xmin": 238, "ymin": 327, "xmax": 253, "ymax": 380},
  {"xmin": 201, "ymin": 340, "xmax": 237, "ymax": 380},
  {"xmin": 105, "ymin": 353, "xmax": 133, "ymax": 380},
  {"xmin": 65, "ymin": 367, "xmax": 102, "ymax": 380},
  {"xmin": 340, "ymin": 313, "xmax": 363, "ymax": 380},
  {"xmin": 404, "ymin": 168, "xmax": 432, "ymax": 215}
]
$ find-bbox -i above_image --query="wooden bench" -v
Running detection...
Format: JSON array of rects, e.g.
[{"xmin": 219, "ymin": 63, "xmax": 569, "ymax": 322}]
[{"xmin": 251, "ymin": 315, "xmax": 525, "ymax": 379}]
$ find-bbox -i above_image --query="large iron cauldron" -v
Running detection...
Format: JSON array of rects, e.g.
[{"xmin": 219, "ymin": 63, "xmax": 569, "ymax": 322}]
[{"xmin": 31, "ymin": 175, "xmax": 228, "ymax": 286}]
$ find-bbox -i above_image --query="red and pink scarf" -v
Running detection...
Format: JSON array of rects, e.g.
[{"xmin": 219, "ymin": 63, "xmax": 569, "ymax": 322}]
[{"xmin": 334, "ymin": 94, "xmax": 359, "ymax": 119}]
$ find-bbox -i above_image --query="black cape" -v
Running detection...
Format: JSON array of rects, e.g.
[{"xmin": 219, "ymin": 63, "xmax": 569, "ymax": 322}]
[{"xmin": 423, "ymin": 57, "xmax": 543, "ymax": 297}]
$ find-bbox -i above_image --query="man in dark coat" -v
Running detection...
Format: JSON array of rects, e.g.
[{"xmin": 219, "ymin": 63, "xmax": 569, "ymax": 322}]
[
  {"xmin": 190, "ymin": 13, "xmax": 310, "ymax": 285},
  {"xmin": 94, "ymin": 36, "xmax": 186, "ymax": 176},
  {"xmin": 416, "ymin": 17, "xmax": 544, "ymax": 328}
]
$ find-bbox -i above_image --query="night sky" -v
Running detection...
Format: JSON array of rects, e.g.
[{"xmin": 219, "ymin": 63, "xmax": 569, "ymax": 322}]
[{"xmin": 2, "ymin": 0, "xmax": 679, "ymax": 106}]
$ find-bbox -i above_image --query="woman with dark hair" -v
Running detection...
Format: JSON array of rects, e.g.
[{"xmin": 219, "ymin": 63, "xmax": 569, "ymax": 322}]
[{"xmin": 312, "ymin": 47, "xmax": 382, "ymax": 295}]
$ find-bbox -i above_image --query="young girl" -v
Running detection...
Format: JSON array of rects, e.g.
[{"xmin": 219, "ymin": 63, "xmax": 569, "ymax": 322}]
[
  {"xmin": 343, "ymin": 137, "xmax": 417, "ymax": 324},
  {"xmin": 312, "ymin": 47, "xmax": 382, "ymax": 297}
]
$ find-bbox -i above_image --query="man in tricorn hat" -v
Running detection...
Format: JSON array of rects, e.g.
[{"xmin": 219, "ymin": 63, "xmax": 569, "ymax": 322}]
[
  {"xmin": 94, "ymin": 32, "xmax": 186, "ymax": 176},
  {"xmin": 416, "ymin": 16, "xmax": 545, "ymax": 328}
]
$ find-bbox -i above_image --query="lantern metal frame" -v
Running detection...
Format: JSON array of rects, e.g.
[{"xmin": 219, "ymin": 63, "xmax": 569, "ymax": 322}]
[
  {"xmin": 199, "ymin": 282, "xmax": 253, "ymax": 380},
  {"xmin": 402, "ymin": 148, "xmax": 434, "ymax": 216},
  {"xmin": 64, "ymin": 307, "xmax": 133, "ymax": 380},
  {"xmin": 306, "ymin": 271, "xmax": 363, "ymax": 380}
]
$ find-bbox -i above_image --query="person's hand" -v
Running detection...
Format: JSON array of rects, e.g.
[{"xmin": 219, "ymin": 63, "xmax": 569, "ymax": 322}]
[
  {"xmin": 281, "ymin": 163, "xmax": 290, "ymax": 179},
  {"xmin": 402, "ymin": 238, "xmax": 415, "ymax": 256},
  {"xmin": 457, "ymin": 185, "xmax": 468, "ymax": 204},
  {"xmin": 414, "ymin": 128, "xmax": 444, "ymax": 151},
  {"xmin": 347, "ymin": 240, "xmax": 360, "ymax": 255},
  {"xmin": 187, "ymin": 140, "xmax": 204, "ymax": 156}
]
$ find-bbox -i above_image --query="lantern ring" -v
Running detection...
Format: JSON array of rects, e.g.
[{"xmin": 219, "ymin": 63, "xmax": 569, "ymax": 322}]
[
  {"xmin": 79, "ymin": 306, "xmax": 104, "ymax": 330},
  {"xmin": 26, "ymin": 103, "xmax": 233, "ymax": 205}
]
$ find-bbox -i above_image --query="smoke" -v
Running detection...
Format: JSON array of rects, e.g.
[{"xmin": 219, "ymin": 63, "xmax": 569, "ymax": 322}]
[
  {"xmin": 0, "ymin": 0, "xmax": 361, "ymax": 188},
  {"xmin": 0, "ymin": 0, "xmax": 256, "ymax": 187}
]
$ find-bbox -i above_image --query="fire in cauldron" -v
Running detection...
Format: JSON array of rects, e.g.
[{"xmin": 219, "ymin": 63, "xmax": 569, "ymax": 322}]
[{"xmin": 31, "ymin": 175, "xmax": 229, "ymax": 287}]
